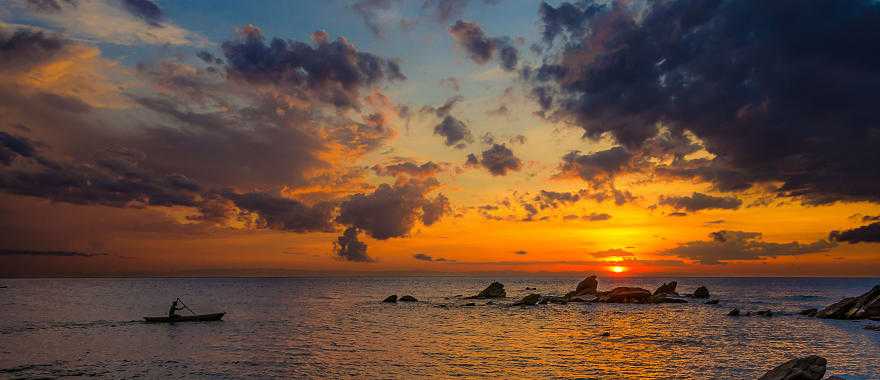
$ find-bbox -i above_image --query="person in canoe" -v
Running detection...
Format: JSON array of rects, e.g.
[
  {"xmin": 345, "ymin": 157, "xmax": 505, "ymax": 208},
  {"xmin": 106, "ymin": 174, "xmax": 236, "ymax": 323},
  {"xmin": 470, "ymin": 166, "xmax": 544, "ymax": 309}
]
[{"xmin": 168, "ymin": 298, "xmax": 185, "ymax": 320}]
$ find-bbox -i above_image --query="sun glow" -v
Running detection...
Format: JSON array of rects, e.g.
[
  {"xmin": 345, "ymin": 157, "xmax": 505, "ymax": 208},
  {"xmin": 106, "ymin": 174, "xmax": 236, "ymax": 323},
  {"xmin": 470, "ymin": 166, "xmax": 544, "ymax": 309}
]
[{"xmin": 608, "ymin": 266, "xmax": 627, "ymax": 273}]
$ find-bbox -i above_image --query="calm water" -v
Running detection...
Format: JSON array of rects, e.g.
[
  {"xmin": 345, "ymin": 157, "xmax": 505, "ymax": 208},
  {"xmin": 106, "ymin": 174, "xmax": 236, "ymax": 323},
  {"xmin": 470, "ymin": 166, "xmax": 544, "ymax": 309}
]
[{"xmin": 1, "ymin": 277, "xmax": 879, "ymax": 379}]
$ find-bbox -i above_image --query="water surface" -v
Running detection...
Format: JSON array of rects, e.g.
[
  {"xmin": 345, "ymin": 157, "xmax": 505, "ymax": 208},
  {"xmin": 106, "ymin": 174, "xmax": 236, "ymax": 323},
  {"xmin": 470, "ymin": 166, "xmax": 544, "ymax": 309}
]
[{"xmin": 1, "ymin": 277, "xmax": 878, "ymax": 378}]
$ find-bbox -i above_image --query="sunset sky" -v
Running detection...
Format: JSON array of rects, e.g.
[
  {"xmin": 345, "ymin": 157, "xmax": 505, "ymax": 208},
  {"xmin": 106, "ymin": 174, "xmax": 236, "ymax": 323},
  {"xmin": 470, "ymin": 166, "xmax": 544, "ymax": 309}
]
[{"xmin": 1, "ymin": 0, "xmax": 879, "ymax": 277}]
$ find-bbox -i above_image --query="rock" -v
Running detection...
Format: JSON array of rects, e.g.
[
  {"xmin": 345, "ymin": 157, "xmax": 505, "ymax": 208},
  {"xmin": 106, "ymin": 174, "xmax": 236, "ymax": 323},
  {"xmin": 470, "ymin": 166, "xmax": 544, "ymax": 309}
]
[
  {"xmin": 865, "ymin": 324, "xmax": 880, "ymax": 331},
  {"xmin": 466, "ymin": 282, "xmax": 506, "ymax": 299},
  {"xmin": 705, "ymin": 299, "xmax": 720, "ymax": 305},
  {"xmin": 599, "ymin": 332, "xmax": 611, "ymax": 337},
  {"xmin": 564, "ymin": 275, "xmax": 599, "ymax": 299},
  {"xmin": 543, "ymin": 296, "xmax": 568, "ymax": 305},
  {"xmin": 692, "ymin": 286, "xmax": 710, "ymax": 299},
  {"xmin": 512, "ymin": 293, "xmax": 541, "ymax": 306},
  {"xmin": 568, "ymin": 297, "xmax": 592, "ymax": 303},
  {"xmin": 524, "ymin": 287, "xmax": 537, "ymax": 291},
  {"xmin": 799, "ymin": 308, "xmax": 818, "ymax": 317},
  {"xmin": 817, "ymin": 285, "xmax": 880, "ymax": 320},
  {"xmin": 485, "ymin": 301, "xmax": 495, "ymax": 305},
  {"xmin": 727, "ymin": 308, "xmax": 741, "ymax": 316},
  {"xmin": 462, "ymin": 302, "xmax": 476, "ymax": 307},
  {"xmin": 399, "ymin": 295, "xmax": 418, "ymax": 302},
  {"xmin": 382, "ymin": 295, "xmax": 398, "ymax": 303},
  {"xmin": 597, "ymin": 287, "xmax": 652, "ymax": 304},
  {"xmin": 755, "ymin": 309, "xmax": 773, "ymax": 317},
  {"xmin": 653, "ymin": 281, "xmax": 679, "ymax": 296},
  {"xmin": 758, "ymin": 355, "xmax": 826, "ymax": 380}
]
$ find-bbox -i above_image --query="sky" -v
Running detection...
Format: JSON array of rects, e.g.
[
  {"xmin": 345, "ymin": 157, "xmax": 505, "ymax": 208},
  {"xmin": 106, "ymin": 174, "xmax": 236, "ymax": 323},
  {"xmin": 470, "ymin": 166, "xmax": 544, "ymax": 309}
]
[{"xmin": 1, "ymin": 0, "xmax": 879, "ymax": 277}]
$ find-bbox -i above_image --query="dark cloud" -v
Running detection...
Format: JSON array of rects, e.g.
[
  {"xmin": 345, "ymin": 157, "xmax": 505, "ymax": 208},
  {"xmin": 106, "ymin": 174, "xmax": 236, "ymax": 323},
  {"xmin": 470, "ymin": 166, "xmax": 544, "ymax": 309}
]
[
  {"xmin": 0, "ymin": 249, "xmax": 105, "ymax": 257},
  {"xmin": 448, "ymin": 20, "xmax": 518, "ymax": 71},
  {"xmin": 475, "ymin": 144, "xmax": 521, "ymax": 176},
  {"xmin": 221, "ymin": 25, "xmax": 405, "ymax": 110},
  {"xmin": 0, "ymin": 132, "xmax": 37, "ymax": 165},
  {"xmin": 413, "ymin": 252, "xmax": 454, "ymax": 262},
  {"xmin": 121, "ymin": 0, "xmax": 164, "ymax": 26},
  {"xmin": 514, "ymin": 250, "xmax": 527, "ymax": 255},
  {"xmin": 668, "ymin": 212, "xmax": 688, "ymax": 217},
  {"xmin": 534, "ymin": 190, "xmax": 579, "ymax": 209},
  {"xmin": 665, "ymin": 230, "xmax": 835, "ymax": 265},
  {"xmin": 433, "ymin": 115, "xmax": 473, "ymax": 147},
  {"xmin": 333, "ymin": 227, "xmax": 372, "ymax": 262},
  {"xmin": 196, "ymin": 50, "xmax": 223, "ymax": 65},
  {"xmin": 658, "ymin": 192, "xmax": 742, "ymax": 212},
  {"xmin": 584, "ymin": 212, "xmax": 611, "ymax": 221},
  {"xmin": 224, "ymin": 191, "xmax": 335, "ymax": 233},
  {"xmin": 464, "ymin": 153, "xmax": 479, "ymax": 167},
  {"xmin": 0, "ymin": 28, "xmax": 66, "ymax": 73},
  {"xmin": 373, "ymin": 161, "xmax": 443, "ymax": 178},
  {"xmin": 421, "ymin": 193, "xmax": 450, "ymax": 225},
  {"xmin": 337, "ymin": 180, "xmax": 448, "ymax": 240},
  {"xmin": 557, "ymin": 147, "xmax": 633, "ymax": 186},
  {"xmin": 830, "ymin": 222, "xmax": 880, "ymax": 244},
  {"xmin": 531, "ymin": 0, "xmax": 880, "ymax": 204}
]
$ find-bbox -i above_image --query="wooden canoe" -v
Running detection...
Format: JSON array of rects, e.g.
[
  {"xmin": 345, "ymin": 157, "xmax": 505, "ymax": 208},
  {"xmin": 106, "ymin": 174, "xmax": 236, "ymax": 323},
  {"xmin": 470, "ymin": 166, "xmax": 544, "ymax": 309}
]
[{"xmin": 143, "ymin": 312, "xmax": 225, "ymax": 323}]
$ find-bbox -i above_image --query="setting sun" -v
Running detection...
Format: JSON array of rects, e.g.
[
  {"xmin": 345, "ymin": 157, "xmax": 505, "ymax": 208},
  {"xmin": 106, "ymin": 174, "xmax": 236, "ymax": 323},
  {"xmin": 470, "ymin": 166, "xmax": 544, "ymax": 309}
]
[{"xmin": 608, "ymin": 266, "xmax": 627, "ymax": 273}]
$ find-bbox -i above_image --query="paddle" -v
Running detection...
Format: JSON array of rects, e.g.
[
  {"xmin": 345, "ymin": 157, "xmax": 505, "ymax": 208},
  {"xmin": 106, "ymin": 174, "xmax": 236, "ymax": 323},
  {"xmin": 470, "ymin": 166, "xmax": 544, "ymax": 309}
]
[{"xmin": 177, "ymin": 298, "xmax": 197, "ymax": 316}]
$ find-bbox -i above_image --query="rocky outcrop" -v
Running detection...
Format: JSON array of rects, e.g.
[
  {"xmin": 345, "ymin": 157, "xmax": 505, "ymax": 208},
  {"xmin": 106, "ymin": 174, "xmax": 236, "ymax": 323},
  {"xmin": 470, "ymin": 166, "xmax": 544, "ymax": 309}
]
[
  {"xmin": 816, "ymin": 285, "xmax": 880, "ymax": 319},
  {"xmin": 399, "ymin": 295, "xmax": 418, "ymax": 302},
  {"xmin": 564, "ymin": 275, "xmax": 598, "ymax": 299},
  {"xmin": 692, "ymin": 286, "xmax": 710, "ymax": 299},
  {"xmin": 597, "ymin": 287, "xmax": 652, "ymax": 304},
  {"xmin": 382, "ymin": 295, "xmax": 398, "ymax": 303},
  {"xmin": 466, "ymin": 282, "xmax": 506, "ymax": 299},
  {"xmin": 653, "ymin": 281, "xmax": 678, "ymax": 296},
  {"xmin": 512, "ymin": 293, "xmax": 541, "ymax": 306},
  {"xmin": 758, "ymin": 355, "xmax": 826, "ymax": 380}
]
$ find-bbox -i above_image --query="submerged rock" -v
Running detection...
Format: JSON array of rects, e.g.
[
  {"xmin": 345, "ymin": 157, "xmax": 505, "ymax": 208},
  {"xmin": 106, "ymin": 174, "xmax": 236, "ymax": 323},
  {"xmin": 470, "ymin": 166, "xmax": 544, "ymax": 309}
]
[
  {"xmin": 799, "ymin": 308, "xmax": 818, "ymax": 317},
  {"xmin": 466, "ymin": 282, "xmax": 506, "ymax": 299},
  {"xmin": 399, "ymin": 295, "xmax": 418, "ymax": 302},
  {"xmin": 597, "ymin": 287, "xmax": 652, "ymax": 304},
  {"xmin": 758, "ymin": 355, "xmax": 826, "ymax": 380},
  {"xmin": 382, "ymin": 295, "xmax": 398, "ymax": 303},
  {"xmin": 705, "ymin": 299, "xmax": 720, "ymax": 305},
  {"xmin": 692, "ymin": 286, "xmax": 710, "ymax": 299},
  {"xmin": 727, "ymin": 308, "xmax": 741, "ymax": 316},
  {"xmin": 653, "ymin": 281, "xmax": 679, "ymax": 296},
  {"xmin": 816, "ymin": 285, "xmax": 880, "ymax": 320},
  {"xmin": 512, "ymin": 293, "xmax": 541, "ymax": 306}
]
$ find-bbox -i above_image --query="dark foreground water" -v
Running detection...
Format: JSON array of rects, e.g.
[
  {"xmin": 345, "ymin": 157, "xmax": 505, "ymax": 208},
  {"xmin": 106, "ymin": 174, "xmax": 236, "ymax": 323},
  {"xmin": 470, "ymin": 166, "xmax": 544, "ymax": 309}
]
[{"xmin": 1, "ymin": 277, "xmax": 879, "ymax": 379}]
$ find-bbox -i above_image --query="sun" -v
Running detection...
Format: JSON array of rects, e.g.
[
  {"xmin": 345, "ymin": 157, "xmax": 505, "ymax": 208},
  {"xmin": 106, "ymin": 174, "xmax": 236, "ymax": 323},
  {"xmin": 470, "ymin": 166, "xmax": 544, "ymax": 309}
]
[{"xmin": 608, "ymin": 266, "xmax": 627, "ymax": 274}]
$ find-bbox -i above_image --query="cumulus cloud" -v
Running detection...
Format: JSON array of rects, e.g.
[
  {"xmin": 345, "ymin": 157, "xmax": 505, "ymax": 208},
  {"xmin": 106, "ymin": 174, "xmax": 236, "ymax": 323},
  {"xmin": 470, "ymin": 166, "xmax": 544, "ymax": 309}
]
[
  {"xmin": 529, "ymin": 0, "xmax": 880, "ymax": 204},
  {"xmin": 471, "ymin": 144, "xmax": 521, "ymax": 176},
  {"xmin": 665, "ymin": 230, "xmax": 835, "ymax": 265},
  {"xmin": 433, "ymin": 115, "xmax": 473, "ymax": 147},
  {"xmin": 658, "ymin": 192, "xmax": 742, "ymax": 212},
  {"xmin": 373, "ymin": 161, "xmax": 443, "ymax": 179},
  {"xmin": 337, "ymin": 180, "xmax": 449, "ymax": 240},
  {"xmin": 584, "ymin": 212, "xmax": 611, "ymax": 221},
  {"xmin": 224, "ymin": 191, "xmax": 335, "ymax": 233},
  {"xmin": 222, "ymin": 25, "xmax": 405, "ymax": 110},
  {"xmin": 333, "ymin": 227, "xmax": 372, "ymax": 262},
  {"xmin": 448, "ymin": 20, "xmax": 518, "ymax": 71},
  {"xmin": 534, "ymin": 190, "xmax": 579, "ymax": 209},
  {"xmin": 556, "ymin": 147, "xmax": 633, "ymax": 186},
  {"xmin": 830, "ymin": 222, "xmax": 880, "ymax": 244}
]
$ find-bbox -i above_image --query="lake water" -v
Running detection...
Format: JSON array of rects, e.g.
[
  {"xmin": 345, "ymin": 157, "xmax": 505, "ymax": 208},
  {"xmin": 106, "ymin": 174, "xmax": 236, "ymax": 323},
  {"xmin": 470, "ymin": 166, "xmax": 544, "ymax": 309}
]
[{"xmin": 1, "ymin": 277, "xmax": 879, "ymax": 379}]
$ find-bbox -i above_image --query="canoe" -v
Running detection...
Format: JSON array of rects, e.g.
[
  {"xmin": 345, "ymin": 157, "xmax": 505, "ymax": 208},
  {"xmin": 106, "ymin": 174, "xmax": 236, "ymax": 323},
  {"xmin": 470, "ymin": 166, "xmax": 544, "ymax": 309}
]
[{"xmin": 143, "ymin": 312, "xmax": 225, "ymax": 323}]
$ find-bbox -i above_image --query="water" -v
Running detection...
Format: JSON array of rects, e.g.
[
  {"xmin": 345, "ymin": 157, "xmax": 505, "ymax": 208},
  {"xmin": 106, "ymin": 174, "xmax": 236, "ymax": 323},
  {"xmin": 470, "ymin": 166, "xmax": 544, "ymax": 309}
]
[{"xmin": 1, "ymin": 277, "xmax": 878, "ymax": 379}]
